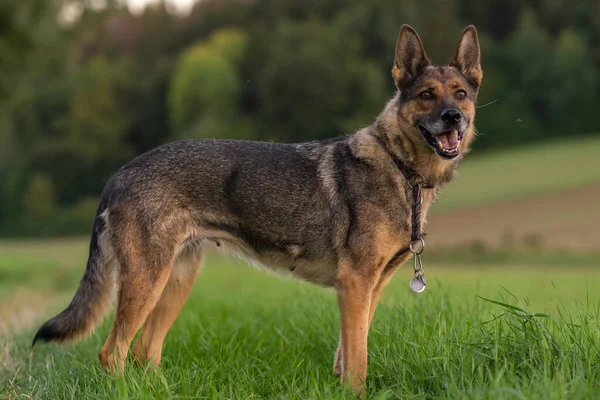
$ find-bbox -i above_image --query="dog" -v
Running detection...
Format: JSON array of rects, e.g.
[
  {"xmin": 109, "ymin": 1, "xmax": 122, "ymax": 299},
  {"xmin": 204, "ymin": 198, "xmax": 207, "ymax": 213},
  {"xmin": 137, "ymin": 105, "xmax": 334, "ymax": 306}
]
[{"xmin": 33, "ymin": 25, "xmax": 482, "ymax": 394}]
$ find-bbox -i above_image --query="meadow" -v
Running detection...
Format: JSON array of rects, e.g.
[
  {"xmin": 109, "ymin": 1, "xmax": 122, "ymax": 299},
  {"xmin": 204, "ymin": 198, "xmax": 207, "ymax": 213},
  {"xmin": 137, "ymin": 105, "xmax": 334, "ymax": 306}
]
[
  {"xmin": 2, "ymin": 138, "xmax": 600, "ymax": 399},
  {"xmin": 433, "ymin": 136, "xmax": 600, "ymax": 210},
  {"xmin": 2, "ymin": 249, "xmax": 600, "ymax": 399}
]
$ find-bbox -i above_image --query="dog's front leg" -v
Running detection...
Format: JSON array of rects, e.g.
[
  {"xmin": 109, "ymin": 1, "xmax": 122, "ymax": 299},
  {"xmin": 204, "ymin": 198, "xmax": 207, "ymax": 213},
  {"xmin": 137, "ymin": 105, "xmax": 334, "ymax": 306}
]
[
  {"xmin": 333, "ymin": 257, "xmax": 405, "ymax": 377},
  {"xmin": 333, "ymin": 273, "xmax": 386, "ymax": 377},
  {"xmin": 335, "ymin": 266, "xmax": 373, "ymax": 396}
]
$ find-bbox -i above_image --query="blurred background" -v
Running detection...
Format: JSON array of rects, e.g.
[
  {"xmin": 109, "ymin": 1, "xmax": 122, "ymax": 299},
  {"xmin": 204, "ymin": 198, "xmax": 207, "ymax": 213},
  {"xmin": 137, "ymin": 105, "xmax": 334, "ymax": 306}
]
[{"xmin": 2, "ymin": 0, "xmax": 600, "ymax": 326}]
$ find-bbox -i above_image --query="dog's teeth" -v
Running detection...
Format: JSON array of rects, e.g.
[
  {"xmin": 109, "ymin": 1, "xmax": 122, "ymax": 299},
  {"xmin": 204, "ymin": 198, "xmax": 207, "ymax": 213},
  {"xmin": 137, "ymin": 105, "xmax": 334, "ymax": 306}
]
[
  {"xmin": 438, "ymin": 140, "xmax": 443, "ymax": 148},
  {"xmin": 441, "ymin": 147, "xmax": 458, "ymax": 154}
]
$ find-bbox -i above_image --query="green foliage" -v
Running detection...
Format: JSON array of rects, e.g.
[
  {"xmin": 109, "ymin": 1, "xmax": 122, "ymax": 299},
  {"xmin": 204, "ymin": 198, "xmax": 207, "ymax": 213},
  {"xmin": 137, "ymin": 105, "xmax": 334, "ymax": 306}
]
[
  {"xmin": 550, "ymin": 28, "xmax": 598, "ymax": 132},
  {"xmin": 22, "ymin": 173, "xmax": 58, "ymax": 219},
  {"xmin": 1, "ymin": 0, "xmax": 600, "ymax": 236},
  {"xmin": 0, "ymin": 0, "xmax": 50, "ymax": 98},
  {"xmin": 68, "ymin": 56, "xmax": 134, "ymax": 163},
  {"xmin": 169, "ymin": 29, "xmax": 253, "ymax": 140},
  {"xmin": 474, "ymin": 8, "xmax": 600, "ymax": 146},
  {"xmin": 257, "ymin": 20, "xmax": 387, "ymax": 141}
]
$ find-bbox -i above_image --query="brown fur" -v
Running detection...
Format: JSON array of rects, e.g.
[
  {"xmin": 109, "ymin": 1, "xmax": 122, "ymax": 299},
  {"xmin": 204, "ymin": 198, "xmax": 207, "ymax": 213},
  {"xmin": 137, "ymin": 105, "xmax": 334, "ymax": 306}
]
[{"xmin": 33, "ymin": 25, "xmax": 482, "ymax": 396}]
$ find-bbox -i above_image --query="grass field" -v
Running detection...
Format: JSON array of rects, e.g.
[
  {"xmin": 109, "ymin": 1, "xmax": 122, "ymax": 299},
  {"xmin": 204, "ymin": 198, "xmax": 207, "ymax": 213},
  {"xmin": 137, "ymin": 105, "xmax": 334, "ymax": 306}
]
[
  {"xmin": 2, "ymin": 137, "xmax": 600, "ymax": 399},
  {"xmin": 429, "ymin": 137, "xmax": 600, "ymax": 251},
  {"xmin": 2, "ymin": 242, "xmax": 600, "ymax": 399},
  {"xmin": 434, "ymin": 135, "xmax": 600, "ymax": 211}
]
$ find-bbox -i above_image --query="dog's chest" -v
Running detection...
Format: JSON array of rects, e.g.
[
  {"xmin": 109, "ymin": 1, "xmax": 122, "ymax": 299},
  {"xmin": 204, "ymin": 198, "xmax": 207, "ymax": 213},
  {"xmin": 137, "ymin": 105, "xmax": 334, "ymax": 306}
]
[
  {"xmin": 419, "ymin": 188, "xmax": 438, "ymax": 227},
  {"xmin": 372, "ymin": 183, "xmax": 438, "ymax": 266}
]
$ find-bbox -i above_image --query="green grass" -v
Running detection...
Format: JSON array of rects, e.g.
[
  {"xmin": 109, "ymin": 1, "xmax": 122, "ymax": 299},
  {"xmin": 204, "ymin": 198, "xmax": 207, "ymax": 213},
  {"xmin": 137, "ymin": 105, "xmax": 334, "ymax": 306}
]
[
  {"xmin": 3, "ymin": 249, "xmax": 600, "ymax": 399},
  {"xmin": 435, "ymin": 136, "xmax": 600, "ymax": 210}
]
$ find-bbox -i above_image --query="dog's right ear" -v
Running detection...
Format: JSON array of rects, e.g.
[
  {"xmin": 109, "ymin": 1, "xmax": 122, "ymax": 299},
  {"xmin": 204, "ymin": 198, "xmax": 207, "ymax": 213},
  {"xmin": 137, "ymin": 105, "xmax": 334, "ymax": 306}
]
[
  {"xmin": 392, "ymin": 25, "xmax": 430, "ymax": 89},
  {"xmin": 450, "ymin": 25, "xmax": 482, "ymax": 89}
]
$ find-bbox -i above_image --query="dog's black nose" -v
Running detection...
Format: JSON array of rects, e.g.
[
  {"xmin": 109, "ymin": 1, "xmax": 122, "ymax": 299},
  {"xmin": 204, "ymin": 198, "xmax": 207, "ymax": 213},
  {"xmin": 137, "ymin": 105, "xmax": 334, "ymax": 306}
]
[{"xmin": 441, "ymin": 109, "xmax": 462, "ymax": 125}]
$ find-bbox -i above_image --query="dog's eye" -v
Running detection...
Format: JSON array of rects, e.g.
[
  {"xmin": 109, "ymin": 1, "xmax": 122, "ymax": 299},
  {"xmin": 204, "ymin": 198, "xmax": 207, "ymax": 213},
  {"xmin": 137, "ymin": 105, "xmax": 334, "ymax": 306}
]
[
  {"xmin": 455, "ymin": 90, "xmax": 467, "ymax": 100},
  {"xmin": 419, "ymin": 90, "xmax": 433, "ymax": 100}
]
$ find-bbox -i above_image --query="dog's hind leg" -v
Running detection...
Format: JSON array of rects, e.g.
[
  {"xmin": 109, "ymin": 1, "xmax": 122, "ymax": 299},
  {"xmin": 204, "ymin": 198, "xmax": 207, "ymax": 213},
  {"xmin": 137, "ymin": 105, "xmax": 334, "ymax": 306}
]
[
  {"xmin": 132, "ymin": 247, "xmax": 203, "ymax": 366},
  {"xmin": 98, "ymin": 224, "xmax": 175, "ymax": 372},
  {"xmin": 99, "ymin": 263, "xmax": 172, "ymax": 372}
]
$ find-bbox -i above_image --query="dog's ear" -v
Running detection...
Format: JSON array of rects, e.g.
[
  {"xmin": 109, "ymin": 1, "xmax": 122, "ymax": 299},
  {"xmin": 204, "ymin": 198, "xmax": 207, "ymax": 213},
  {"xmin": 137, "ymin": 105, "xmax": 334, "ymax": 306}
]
[
  {"xmin": 450, "ymin": 25, "xmax": 482, "ymax": 89},
  {"xmin": 392, "ymin": 25, "xmax": 430, "ymax": 89}
]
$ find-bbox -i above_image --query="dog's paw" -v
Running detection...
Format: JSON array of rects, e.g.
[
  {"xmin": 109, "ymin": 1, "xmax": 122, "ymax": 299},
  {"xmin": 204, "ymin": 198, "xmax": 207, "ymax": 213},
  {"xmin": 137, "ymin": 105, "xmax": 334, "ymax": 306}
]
[{"xmin": 333, "ymin": 364, "xmax": 342, "ymax": 377}]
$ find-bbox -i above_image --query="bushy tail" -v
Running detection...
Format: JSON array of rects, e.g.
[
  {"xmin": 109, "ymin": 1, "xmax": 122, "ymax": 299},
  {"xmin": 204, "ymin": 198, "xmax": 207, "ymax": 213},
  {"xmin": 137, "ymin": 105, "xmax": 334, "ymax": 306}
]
[{"xmin": 33, "ymin": 205, "xmax": 114, "ymax": 346}]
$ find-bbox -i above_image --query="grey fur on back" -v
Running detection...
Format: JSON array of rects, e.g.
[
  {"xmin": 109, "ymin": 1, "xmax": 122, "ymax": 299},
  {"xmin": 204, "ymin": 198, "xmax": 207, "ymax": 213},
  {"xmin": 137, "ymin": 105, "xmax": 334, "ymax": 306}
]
[{"xmin": 107, "ymin": 139, "xmax": 335, "ymax": 260}]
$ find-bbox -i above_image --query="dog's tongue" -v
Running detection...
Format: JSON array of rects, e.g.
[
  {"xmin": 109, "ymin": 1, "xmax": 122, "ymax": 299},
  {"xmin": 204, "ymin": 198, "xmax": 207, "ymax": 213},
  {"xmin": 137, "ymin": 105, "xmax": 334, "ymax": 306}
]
[{"xmin": 438, "ymin": 129, "xmax": 459, "ymax": 148}]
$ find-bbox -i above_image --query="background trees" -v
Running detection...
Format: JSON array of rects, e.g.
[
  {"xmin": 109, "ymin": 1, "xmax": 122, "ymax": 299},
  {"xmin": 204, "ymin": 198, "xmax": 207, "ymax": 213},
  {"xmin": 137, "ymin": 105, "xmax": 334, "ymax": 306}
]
[{"xmin": 1, "ymin": 0, "xmax": 598, "ymax": 236}]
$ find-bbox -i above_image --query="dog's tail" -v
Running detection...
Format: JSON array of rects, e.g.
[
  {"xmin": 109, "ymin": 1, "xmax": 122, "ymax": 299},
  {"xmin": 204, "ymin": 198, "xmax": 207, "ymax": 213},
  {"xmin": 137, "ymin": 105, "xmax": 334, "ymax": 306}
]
[{"xmin": 32, "ymin": 201, "xmax": 115, "ymax": 347}]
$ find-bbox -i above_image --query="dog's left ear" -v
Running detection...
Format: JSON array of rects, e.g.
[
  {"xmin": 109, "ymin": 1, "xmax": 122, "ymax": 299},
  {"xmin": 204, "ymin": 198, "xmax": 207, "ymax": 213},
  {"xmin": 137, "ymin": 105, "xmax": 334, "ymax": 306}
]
[{"xmin": 450, "ymin": 25, "xmax": 482, "ymax": 90}]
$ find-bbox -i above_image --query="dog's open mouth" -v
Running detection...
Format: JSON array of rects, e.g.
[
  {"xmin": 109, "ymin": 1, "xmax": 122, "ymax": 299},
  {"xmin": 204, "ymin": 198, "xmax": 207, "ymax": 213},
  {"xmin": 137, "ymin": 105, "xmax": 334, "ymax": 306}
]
[{"xmin": 418, "ymin": 126, "xmax": 463, "ymax": 160}]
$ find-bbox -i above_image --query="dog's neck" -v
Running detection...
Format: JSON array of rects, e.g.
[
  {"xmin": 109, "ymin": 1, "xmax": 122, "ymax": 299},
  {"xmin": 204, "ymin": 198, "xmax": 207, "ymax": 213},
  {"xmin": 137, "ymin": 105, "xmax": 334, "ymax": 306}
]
[{"xmin": 368, "ymin": 95, "xmax": 469, "ymax": 188}]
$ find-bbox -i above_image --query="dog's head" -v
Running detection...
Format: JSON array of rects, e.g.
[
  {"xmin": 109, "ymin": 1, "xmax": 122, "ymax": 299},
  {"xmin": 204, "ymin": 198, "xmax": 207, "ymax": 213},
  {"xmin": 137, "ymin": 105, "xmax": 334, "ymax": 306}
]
[{"xmin": 392, "ymin": 25, "xmax": 482, "ymax": 160}]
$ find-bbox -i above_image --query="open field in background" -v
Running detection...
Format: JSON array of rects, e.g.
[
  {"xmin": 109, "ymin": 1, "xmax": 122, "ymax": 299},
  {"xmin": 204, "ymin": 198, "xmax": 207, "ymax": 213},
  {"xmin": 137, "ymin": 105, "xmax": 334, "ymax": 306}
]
[
  {"xmin": 1, "ymin": 137, "xmax": 600, "ymax": 398},
  {"xmin": 0, "ymin": 238, "xmax": 87, "ymax": 333},
  {"xmin": 434, "ymin": 136, "xmax": 600, "ymax": 211},
  {"xmin": 429, "ymin": 184, "xmax": 600, "ymax": 251},
  {"xmin": 429, "ymin": 136, "xmax": 600, "ymax": 251}
]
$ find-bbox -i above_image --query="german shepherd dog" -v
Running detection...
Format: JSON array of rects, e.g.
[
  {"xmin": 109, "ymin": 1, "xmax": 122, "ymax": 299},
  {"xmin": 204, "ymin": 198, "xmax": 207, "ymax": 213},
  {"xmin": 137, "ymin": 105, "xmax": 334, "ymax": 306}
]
[{"xmin": 33, "ymin": 25, "xmax": 482, "ymax": 393}]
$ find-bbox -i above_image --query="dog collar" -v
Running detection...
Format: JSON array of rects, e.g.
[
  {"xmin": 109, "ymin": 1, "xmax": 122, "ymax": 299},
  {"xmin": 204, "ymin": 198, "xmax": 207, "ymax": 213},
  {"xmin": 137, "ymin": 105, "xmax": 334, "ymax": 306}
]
[{"xmin": 369, "ymin": 134, "xmax": 435, "ymax": 189}]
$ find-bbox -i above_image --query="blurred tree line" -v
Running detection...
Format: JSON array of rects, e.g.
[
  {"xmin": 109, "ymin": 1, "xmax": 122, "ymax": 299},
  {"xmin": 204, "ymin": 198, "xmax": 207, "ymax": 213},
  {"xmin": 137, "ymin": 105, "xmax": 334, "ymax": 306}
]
[{"xmin": 1, "ymin": 0, "xmax": 599, "ymax": 236}]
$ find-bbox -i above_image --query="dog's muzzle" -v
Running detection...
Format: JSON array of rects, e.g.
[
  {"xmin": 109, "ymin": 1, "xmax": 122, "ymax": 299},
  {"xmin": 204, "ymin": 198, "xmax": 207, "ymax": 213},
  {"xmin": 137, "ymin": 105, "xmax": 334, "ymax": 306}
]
[{"xmin": 418, "ymin": 125, "xmax": 465, "ymax": 160}]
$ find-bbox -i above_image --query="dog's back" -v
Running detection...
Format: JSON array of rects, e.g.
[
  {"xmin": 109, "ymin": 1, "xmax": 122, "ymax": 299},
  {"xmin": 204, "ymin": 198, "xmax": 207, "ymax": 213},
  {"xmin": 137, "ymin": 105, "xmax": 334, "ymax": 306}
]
[{"xmin": 105, "ymin": 139, "xmax": 336, "ymax": 259}]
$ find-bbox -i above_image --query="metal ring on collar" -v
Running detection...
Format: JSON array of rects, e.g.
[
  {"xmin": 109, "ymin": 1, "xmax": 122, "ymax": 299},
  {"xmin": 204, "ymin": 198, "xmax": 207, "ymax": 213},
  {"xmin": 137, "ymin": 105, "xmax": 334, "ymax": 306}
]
[{"xmin": 409, "ymin": 237, "xmax": 425, "ymax": 255}]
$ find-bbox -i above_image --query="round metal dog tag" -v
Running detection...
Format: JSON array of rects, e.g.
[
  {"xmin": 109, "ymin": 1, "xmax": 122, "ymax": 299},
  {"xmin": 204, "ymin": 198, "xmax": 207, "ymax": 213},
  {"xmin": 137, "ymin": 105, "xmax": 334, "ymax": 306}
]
[{"xmin": 410, "ymin": 275, "xmax": 427, "ymax": 293}]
